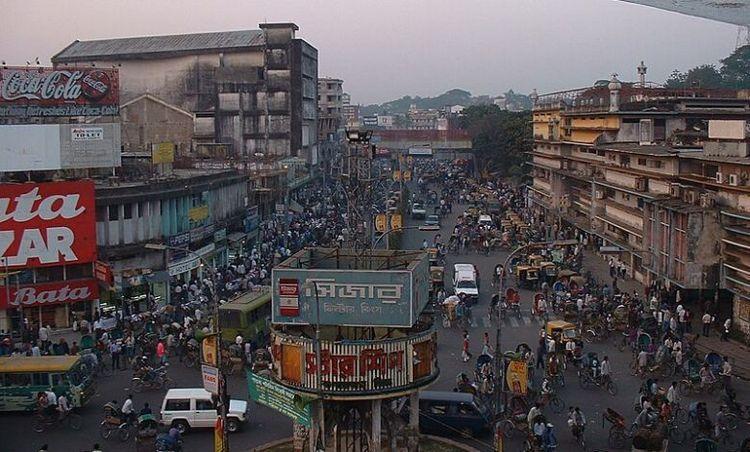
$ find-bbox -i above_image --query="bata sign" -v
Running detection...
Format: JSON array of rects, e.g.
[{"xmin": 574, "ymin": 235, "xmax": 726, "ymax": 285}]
[
  {"xmin": 0, "ymin": 279, "xmax": 99, "ymax": 309},
  {"xmin": 0, "ymin": 67, "xmax": 119, "ymax": 117},
  {"xmin": 0, "ymin": 181, "xmax": 96, "ymax": 269}
]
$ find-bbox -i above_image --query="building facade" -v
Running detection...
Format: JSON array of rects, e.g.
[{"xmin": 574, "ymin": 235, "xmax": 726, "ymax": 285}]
[
  {"xmin": 318, "ymin": 77, "xmax": 343, "ymax": 140},
  {"xmin": 52, "ymin": 23, "xmax": 319, "ymax": 164},
  {"xmin": 529, "ymin": 73, "xmax": 750, "ymax": 328}
]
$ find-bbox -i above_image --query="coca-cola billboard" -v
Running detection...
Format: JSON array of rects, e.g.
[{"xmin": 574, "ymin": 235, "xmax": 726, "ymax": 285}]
[
  {"xmin": 0, "ymin": 67, "xmax": 119, "ymax": 117},
  {"xmin": 0, "ymin": 278, "xmax": 99, "ymax": 309},
  {"xmin": 0, "ymin": 181, "xmax": 97, "ymax": 269}
]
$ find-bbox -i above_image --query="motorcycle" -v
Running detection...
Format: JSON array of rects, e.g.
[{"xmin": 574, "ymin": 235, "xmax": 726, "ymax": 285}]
[{"xmin": 132, "ymin": 365, "xmax": 172, "ymax": 392}]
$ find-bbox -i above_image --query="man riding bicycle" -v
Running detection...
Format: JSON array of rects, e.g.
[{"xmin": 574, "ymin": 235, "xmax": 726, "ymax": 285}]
[{"xmin": 567, "ymin": 407, "xmax": 586, "ymax": 440}]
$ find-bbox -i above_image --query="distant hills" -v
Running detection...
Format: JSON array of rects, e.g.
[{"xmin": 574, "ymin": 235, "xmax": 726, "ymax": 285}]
[{"xmin": 359, "ymin": 88, "xmax": 532, "ymax": 115}]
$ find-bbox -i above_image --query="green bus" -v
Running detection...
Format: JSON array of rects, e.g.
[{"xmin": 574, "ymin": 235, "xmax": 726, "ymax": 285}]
[
  {"xmin": 219, "ymin": 286, "xmax": 272, "ymax": 345},
  {"xmin": 0, "ymin": 355, "xmax": 96, "ymax": 412}
]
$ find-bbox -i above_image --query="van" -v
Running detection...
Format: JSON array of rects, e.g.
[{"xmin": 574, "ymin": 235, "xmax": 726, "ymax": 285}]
[
  {"xmin": 160, "ymin": 388, "xmax": 248, "ymax": 434},
  {"xmin": 453, "ymin": 263, "xmax": 479, "ymax": 304},
  {"xmin": 478, "ymin": 214, "xmax": 494, "ymax": 228},
  {"xmin": 411, "ymin": 391, "xmax": 492, "ymax": 436}
]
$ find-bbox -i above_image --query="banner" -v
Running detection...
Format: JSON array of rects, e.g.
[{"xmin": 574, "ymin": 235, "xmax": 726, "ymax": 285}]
[
  {"xmin": 0, "ymin": 278, "xmax": 99, "ymax": 309},
  {"xmin": 202, "ymin": 335, "xmax": 218, "ymax": 367},
  {"xmin": 0, "ymin": 67, "xmax": 119, "ymax": 117},
  {"xmin": 189, "ymin": 205, "xmax": 209, "ymax": 222},
  {"xmin": 506, "ymin": 359, "xmax": 529, "ymax": 395},
  {"xmin": 375, "ymin": 214, "xmax": 388, "ymax": 233},
  {"xmin": 94, "ymin": 261, "xmax": 114, "ymax": 287},
  {"xmin": 0, "ymin": 181, "xmax": 96, "ymax": 269},
  {"xmin": 152, "ymin": 142, "xmax": 175, "ymax": 164},
  {"xmin": 247, "ymin": 371, "xmax": 312, "ymax": 427},
  {"xmin": 390, "ymin": 214, "xmax": 402, "ymax": 231}
]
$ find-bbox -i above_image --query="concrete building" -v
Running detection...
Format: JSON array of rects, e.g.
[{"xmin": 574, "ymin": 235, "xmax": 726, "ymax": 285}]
[
  {"xmin": 52, "ymin": 23, "xmax": 319, "ymax": 164},
  {"xmin": 318, "ymin": 77, "xmax": 343, "ymax": 140},
  {"xmin": 94, "ymin": 169, "xmax": 249, "ymax": 308},
  {"xmin": 529, "ymin": 70, "xmax": 750, "ymax": 327}
]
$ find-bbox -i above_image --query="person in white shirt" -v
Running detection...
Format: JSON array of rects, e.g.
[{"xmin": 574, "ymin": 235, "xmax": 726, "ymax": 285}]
[
  {"xmin": 121, "ymin": 394, "xmax": 134, "ymax": 424},
  {"xmin": 666, "ymin": 381, "xmax": 680, "ymax": 405},
  {"xmin": 57, "ymin": 394, "xmax": 70, "ymax": 418},
  {"xmin": 702, "ymin": 312, "xmax": 713, "ymax": 336},
  {"xmin": 44, "ymin": 390, "xmax": 57, "ymax": 408}
]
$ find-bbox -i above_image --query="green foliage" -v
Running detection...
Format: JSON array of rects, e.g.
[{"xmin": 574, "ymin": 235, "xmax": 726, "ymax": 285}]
[
  {"xmin": 459, "ymin": 105, "xmax": 531, "ymax": 178},
  {"xmin": 360, "ymin": 89, "xmax": 532, "ymax": 115},
  {"xmin": 665, "ymin": 45, "xmax": 750, "ymax": 89}
]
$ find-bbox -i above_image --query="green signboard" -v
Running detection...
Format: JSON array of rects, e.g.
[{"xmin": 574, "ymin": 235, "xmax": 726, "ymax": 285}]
[{"xmin": 246, "ymin": 371, "xmax": 312, "ymax": 427}]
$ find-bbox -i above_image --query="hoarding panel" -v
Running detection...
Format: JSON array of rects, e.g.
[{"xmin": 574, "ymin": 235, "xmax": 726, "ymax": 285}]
[
  {"xmin": 0, "ymin": 67, "xmax": 119, "ymax": 117},
  {"xmin": 0, "ymin": 278, "xmax": 99, "ymax": 309},
  {"xmin": 0, "ymin": 180, "xmax": 97, "ymax": 269},
  {"xmin": 59, "ymin": 123, "xmax": 122, "ymax": 169},
  {"xmin": 272, "ymin": 268, "xmax": 420, "ymax": 327},
  {"xmin": 0, "ymin": 125, "xmax": 62, "ymax": 171}
]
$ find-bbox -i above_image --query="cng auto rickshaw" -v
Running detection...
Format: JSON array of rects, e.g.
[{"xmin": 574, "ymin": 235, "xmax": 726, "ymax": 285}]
[
  {"xmin": 516, "ymin": 265, "xmax": 539, "ymax": 289},
  {"xmin": 545, "ymin": 320, "xmax": 580, "ymax": 347}
]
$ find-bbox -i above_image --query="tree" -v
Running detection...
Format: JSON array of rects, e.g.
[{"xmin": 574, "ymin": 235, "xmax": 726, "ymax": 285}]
[
  {"xmin": 459, "ymin": 105, "xmax": 531, "ymax": 180},
  {"xmin": 664, "ymin": 65, "xmax": 722, "ymax": 88},
  {"xmin": 720, "ymin": 45, "xmax": 750, "ymax": 89}
]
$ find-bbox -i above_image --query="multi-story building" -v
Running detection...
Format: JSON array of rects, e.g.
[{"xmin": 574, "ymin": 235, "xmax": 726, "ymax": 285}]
[
  {"xmin": 341, "ymin": 93, "xmax": 360, "ymax": 127},
  {"xmin": 529, "ymin": 69, "xmax": 750, "ymax": 326},
  {"xmin": 94, "ymin": 169, "xmax": 249, "ymax": 308},
  {"xmin": 52, "ymin": 23, "xmax": 319, "ymax": 164},
  {"xmin": 318, "ymin": 77, "xmax": 343, "ymax": 140}
]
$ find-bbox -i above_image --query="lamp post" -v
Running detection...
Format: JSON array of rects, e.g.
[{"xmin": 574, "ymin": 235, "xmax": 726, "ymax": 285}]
[
  {"xmin": 303, "ymin": 280, "xmax": 325, "ymax": 452},
  {"xmin": 144, "ymin": 242, "xmax": 229, "ymax": 451}
]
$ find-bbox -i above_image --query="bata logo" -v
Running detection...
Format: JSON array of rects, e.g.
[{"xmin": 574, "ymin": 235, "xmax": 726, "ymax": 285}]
[
  {"xmin": 0, "ymin": 70, "xmax": 110, "ymax": 102},
  {"xmin": 11, "ymin": 285, "xmax": 91, "ymax": 306},
  {"xmin": 0, "ymin": 187, "xmax": 87, "ymax": 267}
]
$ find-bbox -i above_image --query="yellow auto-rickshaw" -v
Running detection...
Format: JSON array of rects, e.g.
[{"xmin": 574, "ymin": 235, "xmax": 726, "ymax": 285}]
[
  {"xmin": 516, "ymin": 265, "xmax": 539, "ymax": 289},
  {"xmin": 545, "ymin": 320, "xmax": 580, "ymax": 345},
  {"xmin": 429, "ymin": 266, "xmax": 445, "ymax": 301}
]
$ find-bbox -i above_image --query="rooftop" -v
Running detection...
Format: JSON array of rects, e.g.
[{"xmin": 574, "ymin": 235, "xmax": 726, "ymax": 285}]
[
  {"xmin": 621, "ymin": 0, "xmax": 750, "ymax": 26},
  {"xmin": 594, "ymin": 142, "xmax": 678, "ymax": 156},
  {"xmin": 680, "ymin": 153, "xmax": 750, "ymax": 165},
  {"xmin": 52, "ymin": 29, "xmax": 266, "ymax": 62}
]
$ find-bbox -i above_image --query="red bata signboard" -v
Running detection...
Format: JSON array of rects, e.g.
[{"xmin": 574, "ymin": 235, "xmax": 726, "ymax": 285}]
[
  {"xmin": 0, "ymin": 278, "xmax": 99, "ymax": 309},
  {"xmin": 0, "ymin": 181, "xmax": 97, "ymax": 270},
  {"xmin": 278, "ymin": 278, "xmax": 300, "ymax": 317},
  {"xmin": 0, "ymin": 67, "xmax": 119, "ymax": 117}
]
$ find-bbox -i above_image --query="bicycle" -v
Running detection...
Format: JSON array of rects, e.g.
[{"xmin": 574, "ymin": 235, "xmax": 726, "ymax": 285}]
[
  {"xmin": 33, "ymin": 409, "xmax": 83, "ymax": 433},
  {"xmin": 536, "ymin": 391, "xmax": 565, "ymax": 414}
]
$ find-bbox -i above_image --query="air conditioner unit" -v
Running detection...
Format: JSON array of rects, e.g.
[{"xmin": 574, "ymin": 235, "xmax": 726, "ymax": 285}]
[
  {"xmin": 700, "ymin": 193, "xmax": 716, "ymax": 209},
  {"xmin": 669, "ymin": 183, "xmax": 681, "ymax": 198},
  {"xmin": 635, "ymin": 177, "xmax": 647, "ymax": 192},
  {"xmin": 595, "ymin": 190, "xmax": 605, "ymax": 200},
  {"xmin": 729, "ymin": 174, "xmax": 739, "ymax": 186},
  {"xmin": 716, "ymin": 172, "xmax": 724, "ymax": 184}
]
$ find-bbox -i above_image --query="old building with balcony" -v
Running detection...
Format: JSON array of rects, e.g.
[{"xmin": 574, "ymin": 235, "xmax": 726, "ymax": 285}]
[
  {"xmin": 52, "ymin": 23, "xmax": 319, "ymax": 164},
  {"xmin": 530, "ymin": 68, "xmax": 750, "ymax": 325}
]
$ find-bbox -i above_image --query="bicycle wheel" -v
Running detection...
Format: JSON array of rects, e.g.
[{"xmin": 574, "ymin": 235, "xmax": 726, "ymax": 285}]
[
  {"xmin": 606, "ymin": 380, "xmax": 618, "ymax": 396},
  {"xmin": 66, "ymin": 413, "xmax": 83, "ymax": 431},
  {"xmin": 117, "ymin": 425, "xmax": 130, "ymax": 442},
  {"xmin": 32, "ymin": 416, "xmax": 45, "ymax": 433},
  {"xmin": 726, "ymin": 412, "xmax": 739, "ymax": 431},
  {"xmin": 100, "ymin": 421, "xmax": 113, "ymax": 439},
  {"xmin": 608, "ymin": 427, "xmax": 627, "ymax": 449}
]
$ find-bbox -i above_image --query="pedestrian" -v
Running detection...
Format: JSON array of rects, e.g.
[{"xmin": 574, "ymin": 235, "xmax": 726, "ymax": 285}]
[
  {"xmin": 722, "ymin": 318, "xmax": 731, "ymax": 342},
  {"xmin": 38, "ymin": 324, "xmax": 49, "ymax": 353},
  {"xmin": 702, "ymin": 312, "xmax": 712, "ymax": 337},
  {"xmin": 109, "ymin": 339, "xmax": 121, "ymax": 371},
  {"xmin": 156, "ymin": 339, "xmax": 166, "ymax": 365},
  {"xmin": 461, "ymin": 331, "xmax": 471, "ymax": 362},
  {"xmin": 482, "ymin": 332, "xmax": 493, "ymax": 357}
]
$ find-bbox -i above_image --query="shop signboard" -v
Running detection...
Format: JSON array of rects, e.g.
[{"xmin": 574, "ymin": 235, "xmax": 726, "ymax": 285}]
[
  {"xmin": 213, "ymin": 228, "xmax": 227, "ymax": 243},
  {"xmin": 505, "ymin": 359, "xmax": 529, "ymax": 396},
  {"xmin": 168, "ymin": 232, "xmax": 190, "ymax": 248},
  {"xmin": 202, "ymin": 335, "xmax": 218, "ymax": 367},
  {"xmin": 247, "ymin": 371, "xmax": 312, "ymax": 427},
  {"xmin": 0, "ymin": 67, "xmax": 119, "ymax": 117},
  {"xmin": 94, "ymin": 260, "xmax": 114, "ymax": 287},
  {"xmin": 0, "ymin": 180, "xmax": 96, "ymax": 269},
  {"xmin": 0, "ymin": 278, "xmax": 99, "ymax": 309},
  {"xmin": 190, "ymin": 223, "xmax": 215, "ymax": 243},
  {"xmin": 278, "ymin": 278, "xmax": 300, "ymax": 317},
  {"xmin": 271, "ymin": 330, "xmax": 437, "ymax": 394},
  {"xmin": 271, "ymin": 255, "xmax": 429, "ymax": 327},
  {"xmin": 201, "ymin": 365, "xmax": 219, "ymax": 395},
  {"xmin": 188, "ymin": 205, "xmax": 209, "ymax": 222},
  {"xmin": 375, "ymin": 214, "xmax": 387, "ymax": 233}
]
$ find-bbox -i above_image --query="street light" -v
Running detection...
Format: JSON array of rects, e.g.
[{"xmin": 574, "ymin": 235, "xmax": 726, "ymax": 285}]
[{"xmin": 144, "ymin": 242, "xmax": 230, "ymax": 451}]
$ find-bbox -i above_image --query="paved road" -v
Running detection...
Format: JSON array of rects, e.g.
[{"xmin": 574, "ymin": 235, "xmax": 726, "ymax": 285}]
[{"xmin": 8, "ymin": 190, "xmax": 750, "ymax": 452}]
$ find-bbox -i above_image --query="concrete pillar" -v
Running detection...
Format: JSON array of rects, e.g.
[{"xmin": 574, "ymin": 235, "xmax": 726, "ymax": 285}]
[
  {"xmin": 371, "ymin": 398, "xmax": 382, "ymax": 451},
  {"xmin": 408, "ymin": 391, "xmax": 420, "ymax": 450},
  {"xmin": 309, "ymin": 401, "xmax": 320, "ymax": 452}
]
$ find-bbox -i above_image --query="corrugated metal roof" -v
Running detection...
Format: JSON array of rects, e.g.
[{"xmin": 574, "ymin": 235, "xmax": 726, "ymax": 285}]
[
  {"xmin": 53, "ymin": 30, "xmax": 265, "ymax": 62},
  {"xmin": 620, "ymin": 0, "xmax": 750, "ymax": 26}
]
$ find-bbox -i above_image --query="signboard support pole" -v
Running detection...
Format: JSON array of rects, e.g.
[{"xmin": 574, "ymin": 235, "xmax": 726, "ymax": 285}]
[{"xmin": 370, "ymin": 399, "xmax": 382, "ymax": 451}]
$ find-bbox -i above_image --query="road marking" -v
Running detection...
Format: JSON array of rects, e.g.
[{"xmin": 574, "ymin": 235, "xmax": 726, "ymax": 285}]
[
  {"xmin": 509, "ymin": 317, "xmax": 519, "ymax": 328},
  {"xmin": 522, "ymin": 315, "xmax": 531, "ymax": 325}
]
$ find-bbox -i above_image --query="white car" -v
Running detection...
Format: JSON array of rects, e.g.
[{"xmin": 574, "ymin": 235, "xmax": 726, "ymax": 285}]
[
  {"xmin": 160, "ymin": 388, "xmax": 248, "ymax": 434},
  {"xmin": 453, "ymin": 263, "xmax": 479, "ymax": 305}
]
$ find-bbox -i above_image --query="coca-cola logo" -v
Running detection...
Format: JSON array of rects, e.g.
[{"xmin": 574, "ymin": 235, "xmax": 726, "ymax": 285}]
[
  {"xmin": 0, "ymin": 69, "xmax": 111, "ymax": 102},
  {"xmin": 11, "ymin": 285, "xmax": 92, "ymax": 306},
  {"xmin": 0, "ymin": 186, "xmax": 86, "ymax": 223}
]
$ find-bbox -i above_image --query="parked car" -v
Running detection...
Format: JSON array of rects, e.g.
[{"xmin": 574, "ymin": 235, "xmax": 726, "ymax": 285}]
[
  {"xmin": 453, "ymin": 263, "xmax": 479, "ymax": 304},
  {"xmin": 403, "ymin": 391, "xmax": 492, "ymax": 436},
  {"xmin": 424, "ymin": 214, "xmax": 441, "ymax": 227},
  {"xmin": 160, "ymin": 388, "xmax": 248, "ymax": 434}
]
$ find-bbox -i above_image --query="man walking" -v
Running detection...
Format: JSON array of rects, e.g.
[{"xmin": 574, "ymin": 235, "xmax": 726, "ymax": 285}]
[
  {"xmin": 702, "ymin": 312, "xmax": 713, "ymax": 337},
  {"xmin": 461, "ymin": 331, "xmax": 471, "ymax": 363},
  {"xmin": 721, "ymin": 318, "xmax": 732, "ymax": 342}
]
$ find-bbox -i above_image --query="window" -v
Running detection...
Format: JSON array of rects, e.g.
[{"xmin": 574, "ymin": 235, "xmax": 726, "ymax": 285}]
[
  {"xmin": 96, "ymin": 207, "xmax": 107, "ymax": 222},
  {"xmin": 195, "ymin": 399, "xmax": 215, "ymax": 410},
  {"xmin": 32, "ymin": 373, "xmax": 49, "ymax": 386},
  {"xmin": 51, "ymin": 373, "xmax": 64, "ymax": 387},
  {"xmin": 108, "ymin": 206, "xmax": 119, "ymax": 221},
  {"xmin": 457, "ymin": 403, "xmax": 478, "ymax": 416},
  {"xmin": 139, "ymin": 202, "xmax": 147, "ymax": 218},
  {"xmin": 36, "ymin": 266, "xmax": 64, "ymax": 283},
  {"xmin": 164, "ymin": 399, "xmax": 191, "ymax": 411},
  {"xmin": 428, "ymin": 403, "xmax": 448, "ymax": 415},
  {"xmin": 4, "ymin": 373, "xmax": 31, "ymax": 387},
  {"xmin": 66, "ymin": 263, "xmax": 93, "ymax": 279},
  {"xmin": 123, "ymin": 204, "xmax": 133, "ymax": 220},
  {"xmin": 638, "ymin": 158, "xmax": 646, "ymax": 166}
]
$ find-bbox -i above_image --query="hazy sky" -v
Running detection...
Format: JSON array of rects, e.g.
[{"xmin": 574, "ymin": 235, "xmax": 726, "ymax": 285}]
[{"xmin": 1, "ymin": 0, "xmax": 738, "ymax": 104}]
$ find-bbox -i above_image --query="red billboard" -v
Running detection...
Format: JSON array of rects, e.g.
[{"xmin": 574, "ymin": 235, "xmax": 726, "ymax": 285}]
[
  {"xmin": 0, "ymin": 180, "xmax": 97, "ymax": 269},
  {"xmin": 0, "ymin": 67, "xmax": 119, "ymax": 117},
  {"xmin": 0, "ymin": 278, "xmax": 99, "ymax": 309}
]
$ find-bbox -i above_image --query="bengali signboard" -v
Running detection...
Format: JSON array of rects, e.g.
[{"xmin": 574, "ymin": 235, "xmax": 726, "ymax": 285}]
[
  {"xmin": 0, "ymin": 181, "xmax": 96, "ymax": 269},
  {"xmin": 94, "ymin": 260, "xmax": 114, "ymax": 287},
  {"xmin": 271, "ymin": 330, "xmax": 438, "ymax": 395},
  {"xmin": 506, "ymin": 359, "xmax": 529, "ymax": 396},
  {"xmin": 0, "ymin": 67, "xmax": 119, "ymax": 117},
  {"xmin": 272, "ymin": 263, "xmax": 430, "ymax": 328},
  {"xmin": 247, "ymin": 371, "xmax": 311, "ymax": 427},
  {"xmin": 202, "ymin": 365, "xmax": 219, "ymax": 395},
  {"xmin": 0, "ymin": 278, "xmax": 99, "ymax": 309}
]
